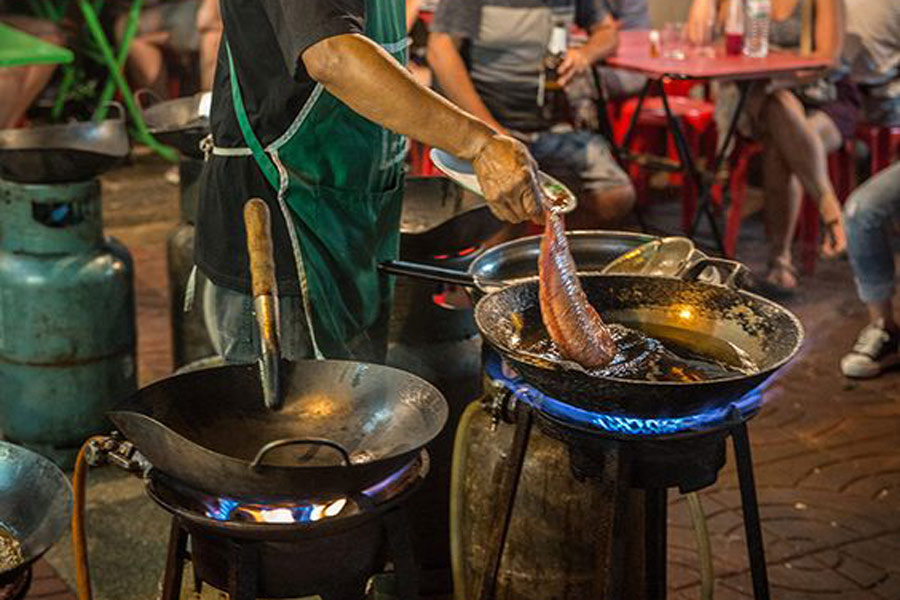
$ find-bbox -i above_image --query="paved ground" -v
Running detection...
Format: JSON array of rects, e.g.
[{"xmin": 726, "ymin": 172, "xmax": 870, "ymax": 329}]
[{"xmin": 35, "ymin": 153, "xmax": 900, "ymax": 599}]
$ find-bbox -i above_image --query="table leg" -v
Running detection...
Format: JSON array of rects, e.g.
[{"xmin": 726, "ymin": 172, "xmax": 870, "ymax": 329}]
[
  {"xmin": 621, "ymin": 78, "xmax": 653, "ymax": 151},
  {"xmin": 688, "ymin": 80, "xmax": 751, "ymax": 244},
  {"xmin": 659, "ymin": 84, "xmax": 726, "ymax": 254},
  {"xmin": 591, "ymin": 66, "xmax": 648, "ymax": 231},
  {"xmin": 76, "ymin": 0, "xmax": 177, "ymax": 162}
]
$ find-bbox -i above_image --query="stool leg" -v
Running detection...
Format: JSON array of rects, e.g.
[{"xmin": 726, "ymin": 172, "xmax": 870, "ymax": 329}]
[
  {"xmin": 732, "ymin": 423, "xmax": 771, "ymax": 600},
  {"xmin": 644, "ymin": 487, "xmax": 668, "ymax": 600}
]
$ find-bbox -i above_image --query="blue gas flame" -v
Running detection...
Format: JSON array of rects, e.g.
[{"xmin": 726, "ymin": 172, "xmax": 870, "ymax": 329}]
[{"xmin": 484, "ymin": 353, "xmax": 765, "ymax": 437}]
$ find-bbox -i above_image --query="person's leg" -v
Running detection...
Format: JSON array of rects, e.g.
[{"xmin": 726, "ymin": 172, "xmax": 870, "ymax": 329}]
[
  {"xmin": 762, "ymin": 90, "xmax": 846, "ymax": 256},
  {"xmin": 529, "ymin": 131, "xmax": 635, "ymax": 230},
  {"xmin": 0, "ymin": 16, "xmax": 63, "ymax": 128},
  {"xmin": 840, "ymin": 162, "xmax": 900, "ymax": 378},
  {"xmin": 116, "ymin": 7, "xmax": 170, "ymax": 96},
  {"xmin": 761, "ymin": 140, "xmax": 803, "ymax": 292},
  {"xmin": 807, "ymin": 109, "xmax": 846, "ymax": 257}
]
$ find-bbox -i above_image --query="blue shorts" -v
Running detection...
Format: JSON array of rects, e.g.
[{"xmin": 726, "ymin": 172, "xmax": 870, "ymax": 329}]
[{"xmin": 527, "ymin": 130, "xmax": 631, "ymax": 196}]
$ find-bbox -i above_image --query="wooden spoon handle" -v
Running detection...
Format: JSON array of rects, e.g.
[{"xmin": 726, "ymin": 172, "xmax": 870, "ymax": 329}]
[{"xmin": 243, "ymin": 198, "xmax": 278, "ymax": 298}]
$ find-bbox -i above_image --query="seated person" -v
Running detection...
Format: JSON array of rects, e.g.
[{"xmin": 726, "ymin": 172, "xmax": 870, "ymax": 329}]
[
  {"xmin": 840, "ymin": 162, "xmax": 900, "ymax": 378},
  {"xmin": 115, "ymin": 0, "xmax": 203, "ymax": 97},
  {"xmin": 843, "ymin": 0, "xmax": 899, "ymax": 127},
  {"xmin": 689, "ymin": 0, "xmax": 857, "ymax": 297},
  {"xmin": 0, "ymin": 10, "xmax": 64, "ymax": 128},
  {"xmin": 595, "ymin": 0, "xmax": 650, "ymax": 99},
  {"xmin": 427, "ymin": 0, "xmax": 635, "ymax": 230}
]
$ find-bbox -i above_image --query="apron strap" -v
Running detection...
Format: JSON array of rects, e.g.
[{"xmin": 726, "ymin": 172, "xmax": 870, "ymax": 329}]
[
  {"xmin": 223, "ymin": 39, "xmax": 325, "ymax": 360},
  {"xmin": 225, "ymin": 41, "xmax": 280, "ymax": 190}
]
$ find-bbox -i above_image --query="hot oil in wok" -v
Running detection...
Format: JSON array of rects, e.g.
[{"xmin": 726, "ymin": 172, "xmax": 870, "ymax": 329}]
[
  {"xmin": 516, "ymin": 319, "xmax": 759, "ymax": 382},
  {"xmin": 0, "ymin": 524, "xmax": 23, "ymax": 572}
]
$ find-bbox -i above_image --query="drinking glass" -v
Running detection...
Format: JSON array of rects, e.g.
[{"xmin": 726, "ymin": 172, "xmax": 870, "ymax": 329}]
[{"xmin": 661, "ymin": 22, "xmax": 686, "ymax": 60}]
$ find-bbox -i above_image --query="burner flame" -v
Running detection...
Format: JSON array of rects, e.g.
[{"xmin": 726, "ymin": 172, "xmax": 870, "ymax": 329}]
[
  {"xmin": 487, "ymin": 353, "xmax": 766, "ymax": 436},
  {"xmin": 203, "ymin": 497, "xmax": 348, "ymax": 524},
  {"xmin": 200, "ymin": 458, "xmax": 420, "ymax": 524}
]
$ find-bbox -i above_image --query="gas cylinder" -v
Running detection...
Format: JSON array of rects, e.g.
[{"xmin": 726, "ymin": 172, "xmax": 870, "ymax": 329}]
[
  {"xmin": 456, "ymin": 403, "xmax": 646, "ymax": 600},
  {"xmin": 167, "ymin": 155, "xmax": 214, "ymax": 369},
  {"xmin": 0, "ymin": 178, "xmax": 136, "ymax": 468}
]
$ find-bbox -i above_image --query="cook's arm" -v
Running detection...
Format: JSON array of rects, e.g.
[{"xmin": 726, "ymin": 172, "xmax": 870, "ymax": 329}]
[
  {"xmin": 426, "ymin": 32, "xmax": 507, "ymax": 134},
  {"xmin": 303, "ymin": 33, "xmax": 541, "ymax": 223}
]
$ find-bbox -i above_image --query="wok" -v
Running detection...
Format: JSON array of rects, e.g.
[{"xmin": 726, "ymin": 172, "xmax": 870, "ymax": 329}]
[
  {"xmin": 381, "ymin": 230, "xmax": 658, "ymax": 300},
  {"xmin": 474, "ymin": 260, "xmax": 803, "ymax": 419},
  {"xmin": 0, "ymin": 442, "xmax": 72, "ymax": 577},
  {"xmin": 0, "ymin": 106, "xmax": 129, "ymax": 183},
  {"xmin": 141, "ymin": 92, "xmax": 210, "ymax": 158},
  {"xmin": 109, "ymin": 199, "xmax": 447, "ymax": 500},
  {"xmin": 109, "ymin": 359, "xmax": 447, "ymax": 500}
]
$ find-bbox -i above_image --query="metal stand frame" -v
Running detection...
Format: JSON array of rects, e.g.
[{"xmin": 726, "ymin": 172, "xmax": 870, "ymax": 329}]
[
  {"xmin": 608, "ymin": 76, "xmax": 753, "ymax": 255},
  {"xmin": 479, "ymin": 410, "xmax": 771, "ymax": 600},
  {"xmin": 160, "ymin": 512, "xmax": 420, "ymax": 600}
]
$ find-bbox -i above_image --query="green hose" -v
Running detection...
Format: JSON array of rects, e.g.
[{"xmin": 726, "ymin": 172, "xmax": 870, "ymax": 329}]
[
  {"xmin": 449, "ymin": 400, "xmax": 484, "ymax": 600},
  {"xmin": 686, "ymin": 491, "xmax": 714, "ymax": 600}
]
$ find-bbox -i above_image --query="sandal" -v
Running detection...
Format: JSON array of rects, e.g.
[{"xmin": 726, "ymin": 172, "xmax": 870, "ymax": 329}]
[
  {"xmin": 750, "ymin": 258, "xmax": 798, "ymax": 300},
  {"xmin": 821, "ymin": 218, "xmax": 847, "ymax": 260}
]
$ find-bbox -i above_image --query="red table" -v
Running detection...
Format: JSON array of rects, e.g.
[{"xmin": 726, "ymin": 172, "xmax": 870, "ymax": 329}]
[{"xmin": 602, "ymin": 30, "xmax": 831, "ymax": 253}]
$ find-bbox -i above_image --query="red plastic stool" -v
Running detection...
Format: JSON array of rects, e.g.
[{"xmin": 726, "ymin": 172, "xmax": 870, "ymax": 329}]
[
  {"xmin": 618, "ymin": 94, "xmax": 716, "ymax": 232},
  {"xmin": 856, "ymin": 123, "xmax": 900, "ymax": 176}
]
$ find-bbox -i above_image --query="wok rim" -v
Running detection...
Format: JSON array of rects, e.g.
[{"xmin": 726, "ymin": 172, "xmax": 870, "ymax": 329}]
[
  {"xmin": 108, "ymin": 359, "xmax": 449, "ymax": 472},
  {"xmin": 474, "ymin": 273, "xmax": 805, "ymax": 388},
  {"xmin": 0, "ymin": 441, "xmax": 73, "ymax": 575},
  {"xmin": 467, "ymin": 230, "xmax": 658, "ymax": 290}
]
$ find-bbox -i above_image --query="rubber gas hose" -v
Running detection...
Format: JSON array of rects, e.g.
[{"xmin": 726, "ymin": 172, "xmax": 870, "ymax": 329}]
[
  {"xmin": 686, "ymin": 491, "xmax": 714, "ymax": 600},
  {"xmin": 73, "ymin": 437, "xmax": 103, "ymax": 600},
  {"xmin": 449, "ymin": 400, "xmax": 483, "ymax": 600}
]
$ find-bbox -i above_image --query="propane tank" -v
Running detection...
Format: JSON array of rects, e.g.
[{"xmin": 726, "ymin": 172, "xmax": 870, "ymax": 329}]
[
  {"xmin": 0, "ymin": 178, "xmax": 136, "ymax": 468},
  {"xmin": 167, "ymin": 155, "xmax": 214, "ymax": 369}
]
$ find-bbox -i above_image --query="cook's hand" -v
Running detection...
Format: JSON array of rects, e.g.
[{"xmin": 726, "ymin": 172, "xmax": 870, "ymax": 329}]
[
  {"xmin": 472, "ymin": 134, "xmax": 543, "ymax": 224},
  {"xmin": 557, "ymin": 47, "xmax": 591, "ymax": 87},
  {"xmin": 686, "ymin": 0, "xmax": 716, "ymax": 46}
]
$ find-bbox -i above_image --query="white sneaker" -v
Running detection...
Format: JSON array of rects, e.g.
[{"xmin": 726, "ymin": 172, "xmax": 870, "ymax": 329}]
[{"xmin": 840, "ymin": 322, "xmax": 900, "ymax": 379}]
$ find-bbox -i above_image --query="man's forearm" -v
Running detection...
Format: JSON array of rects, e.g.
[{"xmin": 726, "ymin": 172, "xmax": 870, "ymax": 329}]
[
  {"xmin": 427, "ymin": 33, "xmax": 506, "ymax": 133},
  {"xmin": 303, "ymin": 33, "xmax": 494, "ymax": 161},
  {"xmin": 580, "ymin": 20, "xmax": 618, "ymax": 65}
]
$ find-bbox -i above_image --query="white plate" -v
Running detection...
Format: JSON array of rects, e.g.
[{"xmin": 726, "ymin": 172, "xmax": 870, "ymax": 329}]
[{"xmin": 429, "ymin": 148, "xmax": 576, "ymax": 214}]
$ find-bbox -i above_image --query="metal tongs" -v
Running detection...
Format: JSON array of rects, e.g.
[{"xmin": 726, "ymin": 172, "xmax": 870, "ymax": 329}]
[{"xmin": 243, "ymin": 198, "xmax": 283, "ymax": 410}]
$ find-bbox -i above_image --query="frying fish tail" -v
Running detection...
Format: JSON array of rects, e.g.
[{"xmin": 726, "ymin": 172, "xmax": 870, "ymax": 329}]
[{"xmin": 538, "ymin": 211, "xmax": 617, "ymax": 368}]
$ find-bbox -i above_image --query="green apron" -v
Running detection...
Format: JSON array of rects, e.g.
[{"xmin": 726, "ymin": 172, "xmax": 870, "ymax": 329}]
[{"xmin": 225, "ymin": 0, "xmax": 408, "ymax": 360}]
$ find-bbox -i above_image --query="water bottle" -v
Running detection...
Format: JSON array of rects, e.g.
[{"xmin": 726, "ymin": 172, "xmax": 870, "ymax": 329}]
[{"xmin": 743, "ymin": 0, "xmax": 771, "ymax": 58}]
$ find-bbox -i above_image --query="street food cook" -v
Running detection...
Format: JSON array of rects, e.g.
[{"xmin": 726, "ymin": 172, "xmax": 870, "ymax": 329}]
[{"xmin": 196, "ymin": 0, "xmax": 543, "ymax": 364}]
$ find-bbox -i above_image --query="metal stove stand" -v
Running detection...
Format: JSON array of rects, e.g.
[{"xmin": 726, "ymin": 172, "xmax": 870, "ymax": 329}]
[
  {"xmin": 481, "ymin": 402, "xmax": 770, "ymax": 600},
  {"xmin": 159, "ymin": 510, "xmax": 419, "ymax": 600}
]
